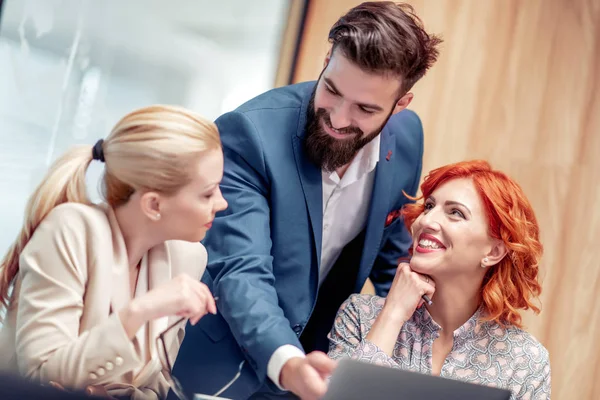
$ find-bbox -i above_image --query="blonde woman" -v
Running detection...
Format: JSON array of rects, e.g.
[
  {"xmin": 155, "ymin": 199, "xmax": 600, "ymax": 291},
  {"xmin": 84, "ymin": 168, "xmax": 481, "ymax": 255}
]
[{"xmin": 0, "ymin": 105, "xmax": 228, "ymax": 399}]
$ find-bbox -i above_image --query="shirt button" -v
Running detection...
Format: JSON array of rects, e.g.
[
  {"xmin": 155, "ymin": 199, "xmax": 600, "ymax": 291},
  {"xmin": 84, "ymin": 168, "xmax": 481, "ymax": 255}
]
[
  {"xmin": 292, "ymin": 324, "xmax": 302, "ymax": 336},
  {"xmin": 115, "ymin": 357, "xmax": 124, "ymax": 366},
  {"xmin": 89, "ymin": 373, "xmax": 98, "ymax": 380},
  {"xmin": 105, "ymin": 362, "xmax": 114, "ymax": 371},
  {"xmin": 323, "ymin": 224, "xmax": 329, "ymax": 230},
  {"xmin": 96, "ymin": 368, "xmax": 106, "ymax": 377}
]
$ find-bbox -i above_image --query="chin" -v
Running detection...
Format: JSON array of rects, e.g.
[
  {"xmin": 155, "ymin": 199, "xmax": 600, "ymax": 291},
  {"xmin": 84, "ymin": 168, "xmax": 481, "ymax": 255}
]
[
  {"xmin": 178, "ymin": 231, "xmax": 206, "ymax": 243},
  {"xmin": 409, "ymin": 255, "xmax": 442, "ymax": 273},
  {"xmin": 194, "ymin": 232, "xmax": 207, "ymax": 242}
]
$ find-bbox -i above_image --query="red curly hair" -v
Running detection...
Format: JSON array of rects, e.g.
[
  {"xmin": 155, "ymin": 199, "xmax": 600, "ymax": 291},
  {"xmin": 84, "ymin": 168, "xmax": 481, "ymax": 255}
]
[{"xmin": 402, "ymin": 160, "xmax": 543, "ymax": 328}]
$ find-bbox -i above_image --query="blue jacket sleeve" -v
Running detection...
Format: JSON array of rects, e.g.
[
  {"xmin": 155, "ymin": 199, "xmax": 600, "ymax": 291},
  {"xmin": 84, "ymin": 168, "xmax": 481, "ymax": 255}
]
[
  {"xmin": 369, "ymin": 113, "xmax": 424, "ymax": 297},
  {"xmin": 203, "ymin": 110, "xmax": 302, "ymax": 382}
]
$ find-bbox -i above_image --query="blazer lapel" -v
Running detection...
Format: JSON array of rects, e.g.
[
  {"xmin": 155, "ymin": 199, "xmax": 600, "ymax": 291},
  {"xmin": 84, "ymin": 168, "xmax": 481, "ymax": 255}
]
[
  {"xmin": 106, "ymin": 207, "xmax": 132, "ymax": 314},
  {"xmin": 146, "ymin": 243, "xmax": 171, "ymax": 359},
  {"xmin": 292, "ymin": 84, "xmax": 323, "ymax": 269},
  {"xmin": 355, "ymin": 126, "xmax": 397, "ymax": 291}
]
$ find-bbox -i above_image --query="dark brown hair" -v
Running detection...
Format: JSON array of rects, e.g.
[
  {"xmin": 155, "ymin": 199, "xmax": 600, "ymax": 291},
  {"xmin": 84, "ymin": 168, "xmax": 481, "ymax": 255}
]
[{"xmin": 328, "ymin": 1, "xmax": 442, "ymax": 93}]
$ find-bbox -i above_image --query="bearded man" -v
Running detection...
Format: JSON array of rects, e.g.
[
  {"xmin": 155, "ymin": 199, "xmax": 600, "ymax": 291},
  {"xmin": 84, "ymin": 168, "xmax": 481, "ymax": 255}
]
[{"xmin": 170, "ymin": 3, "xmax": 442, "ymax": 399}]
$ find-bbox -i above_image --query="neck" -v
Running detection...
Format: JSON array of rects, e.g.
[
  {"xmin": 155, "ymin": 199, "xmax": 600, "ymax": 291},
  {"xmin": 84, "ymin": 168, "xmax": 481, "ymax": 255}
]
[
  {"xmin": 425, "ymin": 276, "xmax": 483, "ymax": 335},
  {"xmin": 113, "ymin": 203, "xmax": 160, "ymax": 272}
]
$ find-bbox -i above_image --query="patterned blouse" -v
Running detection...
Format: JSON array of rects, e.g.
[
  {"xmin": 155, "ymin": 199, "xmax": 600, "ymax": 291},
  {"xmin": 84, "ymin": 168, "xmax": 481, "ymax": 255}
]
[{"xmin": 327, "ymin": 294, "xmax": 551, "ymax": 400}]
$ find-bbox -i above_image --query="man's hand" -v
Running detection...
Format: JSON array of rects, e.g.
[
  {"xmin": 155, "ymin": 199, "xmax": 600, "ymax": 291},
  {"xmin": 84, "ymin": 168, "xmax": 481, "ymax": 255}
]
[{"xmin": 280, "ymin": 351, "xmax": 338, "ymax": 400}]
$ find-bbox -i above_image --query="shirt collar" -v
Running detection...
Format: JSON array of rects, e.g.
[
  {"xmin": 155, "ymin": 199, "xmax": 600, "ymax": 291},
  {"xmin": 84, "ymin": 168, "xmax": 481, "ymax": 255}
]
[
  {"xmin": 323, "ymin": 134, "xmax": 381, "ymax": 185},
  {"xmin": 365, "ymin": 133, "xmax": 381, "ymax": 165},
  {"xmin": 415, "ymin": 304, "xmax": 487, "ymax": 346}
]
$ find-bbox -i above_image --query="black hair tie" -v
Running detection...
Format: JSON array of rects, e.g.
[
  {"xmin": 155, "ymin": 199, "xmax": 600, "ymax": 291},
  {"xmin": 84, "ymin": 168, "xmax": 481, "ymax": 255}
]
[{"xmin": 92, "ymin": 139, "xmax": 105, "ymax": 162}]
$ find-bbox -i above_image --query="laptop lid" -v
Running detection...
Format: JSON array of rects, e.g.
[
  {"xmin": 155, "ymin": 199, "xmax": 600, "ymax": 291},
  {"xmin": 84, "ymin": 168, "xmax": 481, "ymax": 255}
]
[{"xmin": 323, "ymin": 359, "xmax": 512, "ymax": 400}]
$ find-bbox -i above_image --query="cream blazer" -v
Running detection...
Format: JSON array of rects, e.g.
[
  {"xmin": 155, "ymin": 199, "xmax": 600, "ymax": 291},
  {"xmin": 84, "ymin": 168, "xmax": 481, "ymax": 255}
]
[{"xmin": 0, "ymin": 203, "xmax": 207, "ymax": 399}]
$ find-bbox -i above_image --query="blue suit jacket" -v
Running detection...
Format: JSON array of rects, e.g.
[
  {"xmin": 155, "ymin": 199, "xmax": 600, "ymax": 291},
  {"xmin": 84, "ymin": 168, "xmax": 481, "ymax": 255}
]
[{"xmin": 170, "ymin": 82, "xmax": 424, "ymax": 399}]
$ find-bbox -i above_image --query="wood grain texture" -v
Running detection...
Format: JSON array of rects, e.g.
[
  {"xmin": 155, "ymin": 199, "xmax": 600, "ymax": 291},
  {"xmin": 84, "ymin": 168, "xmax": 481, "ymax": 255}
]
[{"xmin": 294, "ymin": 1, "xmax": 600, "ymax": 399}]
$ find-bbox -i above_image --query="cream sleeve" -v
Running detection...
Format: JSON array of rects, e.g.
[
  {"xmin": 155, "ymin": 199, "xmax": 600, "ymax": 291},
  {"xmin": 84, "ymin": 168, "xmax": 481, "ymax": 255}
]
[{"xmin": 15, "ymin": 206, "xmax": 142, "ymax": 389}]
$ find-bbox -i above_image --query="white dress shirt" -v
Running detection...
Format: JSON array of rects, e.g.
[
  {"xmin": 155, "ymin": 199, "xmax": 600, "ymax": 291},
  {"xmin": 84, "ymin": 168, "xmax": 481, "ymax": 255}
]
[{"xmin": 267, "ymin": 135, "xmax": 381, "ymax": 389}]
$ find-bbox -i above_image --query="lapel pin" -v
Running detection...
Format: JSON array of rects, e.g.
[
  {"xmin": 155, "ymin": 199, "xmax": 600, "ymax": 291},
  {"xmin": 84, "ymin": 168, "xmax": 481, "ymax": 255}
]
[{"xmin": 386, "ymin": 150, "xmax": 392, "ymax": 161}]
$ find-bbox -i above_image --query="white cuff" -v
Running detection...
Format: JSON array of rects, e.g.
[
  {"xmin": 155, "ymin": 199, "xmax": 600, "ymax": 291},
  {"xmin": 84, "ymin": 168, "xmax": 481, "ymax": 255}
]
[{"xmin": 266, "ymin": 345, "xmax": 306, "ymax": 390}]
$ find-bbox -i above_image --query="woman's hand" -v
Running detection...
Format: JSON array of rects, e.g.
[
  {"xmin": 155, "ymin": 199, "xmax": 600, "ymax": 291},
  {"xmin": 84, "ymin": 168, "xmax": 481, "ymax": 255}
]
[
  {"xmin": 365, "ymin": 263, "xmax": 435, "ymax": 356},
  {"xmin": 383, "ymin": 262, "xmax": 435, "ymax": 322},
  {"xmin": 119, "ymin": 273, "xmax": 217, "ymax": 339},
  {"xmin": 49, "ymin": 381, "xmax": 116, "ymax": 399}
]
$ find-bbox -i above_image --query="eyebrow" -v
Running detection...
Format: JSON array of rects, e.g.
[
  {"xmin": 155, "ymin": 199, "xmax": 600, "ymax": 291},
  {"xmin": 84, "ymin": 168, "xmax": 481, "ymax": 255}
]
[
  {"xmin": 201, "ymin": 182, "xmax": 219, "ymax": 191},
  {"xmin": 428, "ymin": 196, "xmax": 472, "ymax": 216},
  {"xmin": 323, "ymin": 77, "xmax": 385, "ymax": 112}
]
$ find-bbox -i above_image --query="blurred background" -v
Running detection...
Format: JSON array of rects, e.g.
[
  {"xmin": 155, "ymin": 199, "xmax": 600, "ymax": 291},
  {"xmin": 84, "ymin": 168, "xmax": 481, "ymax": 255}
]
[
  {"xmin": 0, "ymin": 0, "xmax": 302, "ymax": 249},
  {"xmin": 1, "ymin": 0, "xmax": 599, "ymax": 399}
]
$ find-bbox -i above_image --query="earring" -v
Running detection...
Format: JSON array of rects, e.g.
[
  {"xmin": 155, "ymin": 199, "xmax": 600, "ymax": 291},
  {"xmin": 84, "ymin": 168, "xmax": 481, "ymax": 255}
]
[
  {"xmin": 481, "ymin": 257, "xmax": 489, "ymax": 268},
  {"xmin": 155, "ymin": 213, "xmax": 161, "ymax": 220}
]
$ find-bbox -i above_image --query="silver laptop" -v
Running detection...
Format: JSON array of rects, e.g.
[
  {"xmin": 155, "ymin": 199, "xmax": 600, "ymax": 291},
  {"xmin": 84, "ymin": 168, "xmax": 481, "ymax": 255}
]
[{"xmin": 323, "ymin": 359, "xmax": 512, "ymax": 400}]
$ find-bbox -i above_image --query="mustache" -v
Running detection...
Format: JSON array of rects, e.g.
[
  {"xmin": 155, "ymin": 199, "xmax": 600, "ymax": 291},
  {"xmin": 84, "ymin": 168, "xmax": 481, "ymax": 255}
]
[{"xmin": 317, "ymin": 109, "xmax": 363, "ymax": 136}]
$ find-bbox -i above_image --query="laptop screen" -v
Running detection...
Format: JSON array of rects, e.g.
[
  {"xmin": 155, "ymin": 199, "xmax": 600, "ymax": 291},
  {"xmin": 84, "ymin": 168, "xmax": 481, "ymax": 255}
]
[{"xmin": 323, "ymin": 359, "xmax": 512, "ymax": 400}]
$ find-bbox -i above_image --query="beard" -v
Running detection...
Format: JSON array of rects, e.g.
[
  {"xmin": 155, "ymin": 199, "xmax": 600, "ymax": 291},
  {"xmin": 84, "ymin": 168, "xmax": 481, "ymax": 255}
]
[{"xmin": 303, "ymin": 85, "xmax": 394, "ymax": 172}]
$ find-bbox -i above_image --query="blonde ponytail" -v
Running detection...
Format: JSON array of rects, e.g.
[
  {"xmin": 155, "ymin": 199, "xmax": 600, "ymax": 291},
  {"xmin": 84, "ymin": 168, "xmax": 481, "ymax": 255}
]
[
  {"xmin": 0, "ymin": 104, "xmax": 221, "ymax": 320},
  {"xmin": 0, "ymin": 146, "xmax": 93, "ymax": 317}
]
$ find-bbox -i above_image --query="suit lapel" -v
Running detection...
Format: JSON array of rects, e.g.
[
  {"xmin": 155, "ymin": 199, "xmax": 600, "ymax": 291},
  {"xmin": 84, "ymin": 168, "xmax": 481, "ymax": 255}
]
[
  {"xmin": 292, "ymin": 137, "xmax": 323, "ymax": 267},
  {"xmin": 107, "ymin": 207, "xmax": 171, "ymax": 348},
  {"xmin": 106, "ymin": 207, "xmax": 132, "ymax": 314},
  {"xmin": 356, "ymin": 126, "xmax": 397, "ymax": 291},
  {"xmin": 292, "ymin": 84, "xmax": 323, "ymax": 268},
  {"xmin": 146, "ymin": 243, "xmax": 171, "ymax": 358}
]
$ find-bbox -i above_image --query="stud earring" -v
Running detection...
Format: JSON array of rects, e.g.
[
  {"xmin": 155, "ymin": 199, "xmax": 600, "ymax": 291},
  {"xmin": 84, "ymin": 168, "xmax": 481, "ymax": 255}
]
[
  {"xmin": 155, "ymin": 213, "xmax": 161, "ymax": 220},
  {"xmin": 481, "ymin": 257, "xmax": 489, "ymax": 268}
]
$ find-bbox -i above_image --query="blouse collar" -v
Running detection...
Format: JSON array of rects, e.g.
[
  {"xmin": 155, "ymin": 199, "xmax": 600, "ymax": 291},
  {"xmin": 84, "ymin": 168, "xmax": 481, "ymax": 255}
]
[{"xmin": 414, "ymin": 304, "xmax": 487, "ymax": 346}]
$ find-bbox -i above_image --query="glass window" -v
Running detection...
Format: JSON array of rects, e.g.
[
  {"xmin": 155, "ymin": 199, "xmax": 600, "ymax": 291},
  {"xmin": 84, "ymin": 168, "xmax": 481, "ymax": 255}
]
[{"xmin": 0, "ymin": 0, "xmax": 297, "ymax": 253}]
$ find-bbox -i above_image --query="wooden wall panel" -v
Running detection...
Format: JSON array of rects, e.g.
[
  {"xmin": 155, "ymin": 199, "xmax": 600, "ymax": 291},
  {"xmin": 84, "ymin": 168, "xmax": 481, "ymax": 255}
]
[{"xmin": 294, "ymin": 1, "xmax": 600, "ymax": 399}]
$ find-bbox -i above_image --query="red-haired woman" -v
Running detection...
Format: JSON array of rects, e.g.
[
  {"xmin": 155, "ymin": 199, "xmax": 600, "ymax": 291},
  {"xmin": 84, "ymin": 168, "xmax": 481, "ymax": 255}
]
[{"xmin": 327, "ymin": 160, "xmax": 550, "ymax": 399}]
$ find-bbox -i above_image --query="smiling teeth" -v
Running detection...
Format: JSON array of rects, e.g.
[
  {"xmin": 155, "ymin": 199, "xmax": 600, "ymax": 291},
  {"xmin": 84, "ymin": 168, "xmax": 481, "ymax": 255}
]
[{"xmin": 419, "ymin": 239, "xmax": 442, "ymax": 249}]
